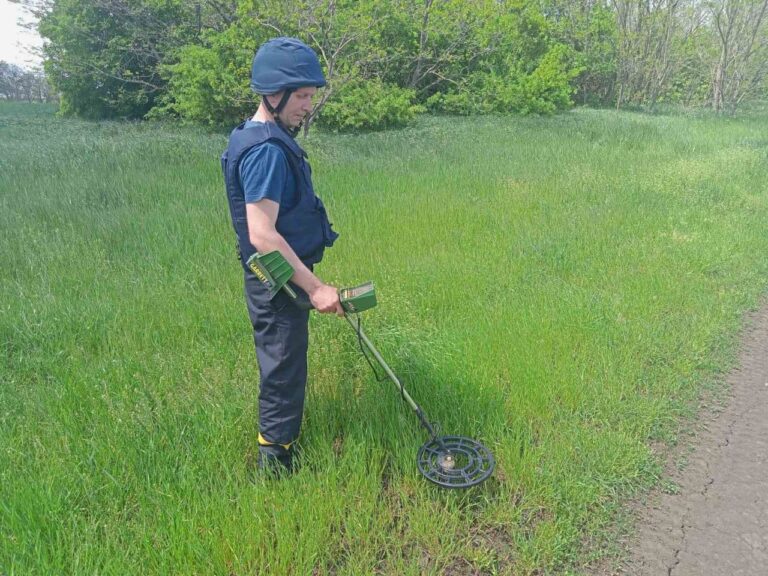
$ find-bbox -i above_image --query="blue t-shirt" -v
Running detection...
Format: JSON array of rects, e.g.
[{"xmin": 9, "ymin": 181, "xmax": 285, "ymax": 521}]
[{"xmin": 238, "ymin": 121, "xmax": 297, "ymax": 209}]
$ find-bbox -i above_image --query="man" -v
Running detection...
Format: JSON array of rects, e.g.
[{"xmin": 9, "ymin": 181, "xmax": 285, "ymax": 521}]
[{"xmin": 221, "ymin": 37, "xmax": 343, "ymax": 473}]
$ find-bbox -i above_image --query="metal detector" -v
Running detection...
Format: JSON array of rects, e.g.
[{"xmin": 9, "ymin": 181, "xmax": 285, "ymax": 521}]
[{"xmin": 246, "ymin": 251, "xmax": 495, "ymax": 489}]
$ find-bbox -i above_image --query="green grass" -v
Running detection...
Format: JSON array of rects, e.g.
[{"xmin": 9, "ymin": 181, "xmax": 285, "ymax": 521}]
[{"xmin": 2, "ymin": 102, "xmax": 767, "ymax": 575}]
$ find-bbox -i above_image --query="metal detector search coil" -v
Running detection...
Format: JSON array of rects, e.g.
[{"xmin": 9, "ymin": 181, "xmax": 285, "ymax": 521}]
[{"xmin": 417, "ymin": 436, "xmax": 495, "ymax": 489}]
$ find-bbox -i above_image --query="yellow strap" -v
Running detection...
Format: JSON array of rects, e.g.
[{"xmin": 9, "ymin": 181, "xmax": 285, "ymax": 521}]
[{"xmin": 258, "ymin": 433, "xmax": 293, "ymax": 451}]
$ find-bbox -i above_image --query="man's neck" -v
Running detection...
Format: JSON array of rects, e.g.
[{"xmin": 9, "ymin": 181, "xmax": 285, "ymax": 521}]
[
  {"xmin": 252, "ymin": 104, "xmax": 274, "ymax": 123},
  {"xmin": 251, "ymin": 103, "xmax": 299, "ymax": 138}
]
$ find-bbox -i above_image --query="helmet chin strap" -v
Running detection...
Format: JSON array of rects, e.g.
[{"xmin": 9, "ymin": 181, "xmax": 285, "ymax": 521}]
[{"xmin": 262, "ymin": 89, "xmax": 300, "ymax": 137}]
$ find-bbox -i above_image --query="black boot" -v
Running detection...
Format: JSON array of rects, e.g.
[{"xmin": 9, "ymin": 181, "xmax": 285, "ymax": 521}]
[{"xmin": 256, "ymin": 443, "xmax": 295, "ymax": 475}]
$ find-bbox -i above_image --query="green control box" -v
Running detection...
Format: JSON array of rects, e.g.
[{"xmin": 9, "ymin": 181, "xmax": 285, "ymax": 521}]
[{"xmin": 340, "ymin": 282, "xmax": 377, "ymax": 313}]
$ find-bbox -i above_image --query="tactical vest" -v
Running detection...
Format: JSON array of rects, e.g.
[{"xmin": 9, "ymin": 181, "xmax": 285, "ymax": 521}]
[{"xmin": 221, "ymin": 121, "xmax": 339, "ymax": 272}]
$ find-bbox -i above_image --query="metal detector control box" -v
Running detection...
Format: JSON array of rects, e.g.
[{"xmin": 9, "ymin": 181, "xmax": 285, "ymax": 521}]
[{"xmin": 340, "ymin": 282, "xmax": 377, "ymax": 314}]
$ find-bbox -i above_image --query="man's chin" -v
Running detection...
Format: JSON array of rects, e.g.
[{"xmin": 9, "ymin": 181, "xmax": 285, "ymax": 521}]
[{"xmin": 279, "ymin": 116, "xmax": 303, "ymax": 130}]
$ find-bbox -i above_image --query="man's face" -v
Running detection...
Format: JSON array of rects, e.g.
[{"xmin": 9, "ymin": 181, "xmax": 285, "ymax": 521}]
[{"xmin": 268, "ymin": 87, "xmax": 317, "ymax": 128}]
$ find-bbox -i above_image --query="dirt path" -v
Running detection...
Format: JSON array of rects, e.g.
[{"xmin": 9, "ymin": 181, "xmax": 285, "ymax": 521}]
[{"xmin": 620, "ymin": 304, "xmax": 768, "ymax": 575}]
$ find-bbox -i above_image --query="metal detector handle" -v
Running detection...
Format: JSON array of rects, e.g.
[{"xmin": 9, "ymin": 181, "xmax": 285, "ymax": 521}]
[
  {"xmin": 283, "ymin": 285, "xmax": 352, "ymax": 314},
  {"xmin": 283, "ymin": 285, "xmax": 343, "ymax": 314},
  {"xmin": 284, "ymin": 285, "xmax": 314, "ymax": 310},
  {"xmin": 294, "ymin": 294, "xmax": 314, "ymax": 310}
]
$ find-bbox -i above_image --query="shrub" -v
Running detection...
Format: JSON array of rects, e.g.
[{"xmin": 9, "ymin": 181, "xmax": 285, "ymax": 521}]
[
  {"xmin": 427, "ymin": 44, "xmax": 579, "ymax": 115},
  {"xmin": 316, "ymin": 78, "xmax": 424, "ymax": 132},
  {"xmin": 152, "ymin": 23, "xmax": 266, "ymax": 127}
]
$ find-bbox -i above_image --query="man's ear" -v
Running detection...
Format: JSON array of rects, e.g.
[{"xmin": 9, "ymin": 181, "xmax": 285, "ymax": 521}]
[{"xmin": 264, "ymin": 91, "xmax": 285, "ymax": 108}]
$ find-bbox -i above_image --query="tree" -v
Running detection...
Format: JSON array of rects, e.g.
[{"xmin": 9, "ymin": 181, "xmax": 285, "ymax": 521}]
[
  {"xmin": 35, "ymin": 0, "xmax": 226, "ymax": 118},
  {"xmin": 244, "ymin": 0, "xmax": 383, "ymax": 133},
  {"xmin": 35, "ymin": 0, "xmax": 768, "ymax": 127},
  {"xmin": 160, "ymin": 0, "xmax": 422, "ymax": 131},
  {"xmin": 710, "ymin": 0, "xmax": 768, "ymax": 113},
  {"xmin": 611, "ymin": 0, "xmax": 691, "ymax": 108},
  {"xmin": 540, "ymin": 0, "xmax": 619, "ymax": 106},
  {"xmin": 0, "ymin": 61, "xmax": 54, "ymax": 102}
]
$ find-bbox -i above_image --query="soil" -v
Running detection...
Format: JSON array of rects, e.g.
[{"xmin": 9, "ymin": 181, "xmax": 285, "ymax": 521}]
[{"xmin": 618, "ymin": 304, "xmax": 768, "ymax": 575}]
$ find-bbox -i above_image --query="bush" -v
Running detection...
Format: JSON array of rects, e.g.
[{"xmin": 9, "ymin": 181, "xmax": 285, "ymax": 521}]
[
  {"xmin": 427, "ymin": 44, "xmax": 578, "ymax": 116},
  {"xmin": 152, "ymin": 22, "xmax": 266, "ymax": 127},
  {"xmin": 513, "ymin": 44, "xmax": 581, "ymax": 113},
  {"xmin": 316, "ymin": 78, "xmax": 424, "ymax": 132}
]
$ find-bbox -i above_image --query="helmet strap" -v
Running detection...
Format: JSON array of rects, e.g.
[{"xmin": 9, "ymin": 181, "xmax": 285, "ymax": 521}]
[{"xmin": 262, "ymin": 89, "xmax": 299, "ymax": 137}]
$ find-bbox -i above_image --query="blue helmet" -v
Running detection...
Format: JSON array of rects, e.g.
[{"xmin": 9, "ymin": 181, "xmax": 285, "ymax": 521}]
[{"xmin": 250, "ymin": 37, "xmax": 326, "ymax": 95}]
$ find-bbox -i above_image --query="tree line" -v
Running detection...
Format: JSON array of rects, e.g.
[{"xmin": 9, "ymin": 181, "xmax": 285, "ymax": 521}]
[
  {"xmin": 21, "ymin": 0, "xmax": 768, "ymax": 130},
  {"xmin": 0, "ymin": 61, "xmax": 55, "ymax": 103}
]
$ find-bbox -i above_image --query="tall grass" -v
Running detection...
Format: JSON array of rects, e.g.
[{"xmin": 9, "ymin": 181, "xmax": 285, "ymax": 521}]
[{"xmin": 2, "ymin": 102, "xmax": 767, "ymax": 574}]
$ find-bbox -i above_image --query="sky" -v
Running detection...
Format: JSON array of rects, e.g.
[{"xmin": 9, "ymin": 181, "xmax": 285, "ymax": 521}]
[{"xmin": 1, "ymin": 0, "xmax": 44, "ymax": 68}]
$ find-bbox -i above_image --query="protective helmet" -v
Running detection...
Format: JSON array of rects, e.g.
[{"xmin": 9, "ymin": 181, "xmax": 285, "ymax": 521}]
[{"xmin": 250, "ymin": 37, "xmax": 326, "ymax": 95}]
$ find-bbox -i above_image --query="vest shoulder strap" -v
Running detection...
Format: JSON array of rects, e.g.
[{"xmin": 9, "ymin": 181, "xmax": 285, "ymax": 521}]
[
  {"xmin": 225, "ymin": 122, "xmax": 306, "ymax": 211},
  {"xmin": 228, "ymin": 121, "xmax": 306, "ymax": 163}
]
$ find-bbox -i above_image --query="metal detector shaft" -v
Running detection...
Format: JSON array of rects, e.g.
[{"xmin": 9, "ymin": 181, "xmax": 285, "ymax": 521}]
[{"xmin": 344, "ymin": 315, "xmax": 438, "ymax": 439}]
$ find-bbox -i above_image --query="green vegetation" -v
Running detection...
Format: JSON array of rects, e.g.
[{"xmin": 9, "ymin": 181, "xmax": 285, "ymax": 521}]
[
  {"xmin": 2, "ymin": 102, "xmax": 767, "ymax": 574},
  {"xmin": 40, "ymin": 0, "xmax": 581, "ymax": 129},
  {"xmin": 36, "ymin": 0, "xmax": 768, "ymax": 129}
]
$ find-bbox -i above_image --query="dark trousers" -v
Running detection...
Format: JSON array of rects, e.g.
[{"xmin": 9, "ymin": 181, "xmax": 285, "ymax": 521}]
[{"xmin": 243, "ymin": 270, "xmax": 310, "ymax": 446}]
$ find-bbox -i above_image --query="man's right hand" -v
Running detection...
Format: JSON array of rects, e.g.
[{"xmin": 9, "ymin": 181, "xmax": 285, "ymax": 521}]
[{"xmin": 310, "ymin": 283, "xmax": 344, "ymax": 316}]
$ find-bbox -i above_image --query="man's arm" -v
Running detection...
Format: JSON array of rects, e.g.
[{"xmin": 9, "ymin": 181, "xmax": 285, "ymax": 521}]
[{"xmin": 246, "ymin": 199, "xmax": 343, "ymax": 315}]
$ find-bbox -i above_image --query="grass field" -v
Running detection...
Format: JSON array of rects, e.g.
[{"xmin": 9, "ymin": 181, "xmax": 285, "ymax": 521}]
[{"xmin": 2, "ymin": 101, "xmax": 767, "ymax": 575}]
